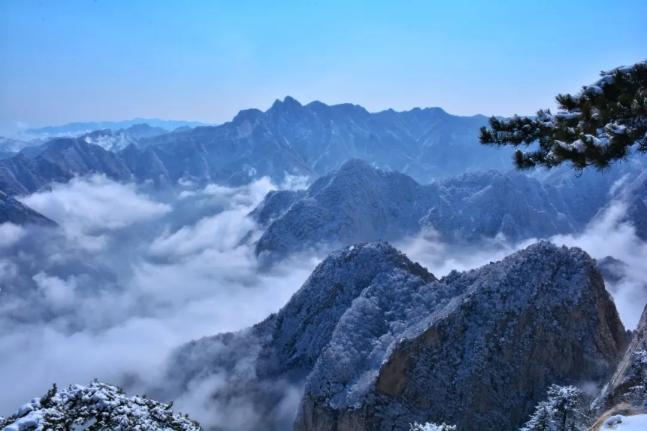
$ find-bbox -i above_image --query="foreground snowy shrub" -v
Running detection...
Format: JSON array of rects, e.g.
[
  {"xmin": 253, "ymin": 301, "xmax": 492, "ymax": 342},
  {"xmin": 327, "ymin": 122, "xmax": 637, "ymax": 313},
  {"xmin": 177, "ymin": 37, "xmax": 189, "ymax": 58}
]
[
  {"xmin": 520, "ymin": 385, "xmax": 587, "ymax": 431},
  {"xmin": 0, "ymin": 381, "xmax": 201, "ymax": 431}
]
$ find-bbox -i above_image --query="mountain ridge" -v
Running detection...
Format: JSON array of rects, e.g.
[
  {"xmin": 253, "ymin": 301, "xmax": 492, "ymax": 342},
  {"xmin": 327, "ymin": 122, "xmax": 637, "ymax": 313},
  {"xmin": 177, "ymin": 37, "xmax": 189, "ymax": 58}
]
[
  {"xmin": 162, "ymin": 240, "xmax": 627, "ymax": 431},
  {"xmin": 253, "ymin": 158, "xmax": 647, "ymax": 260},
  {"xmin": 0, "ymin": 98, "xmax": 511, "ymax": 195}
]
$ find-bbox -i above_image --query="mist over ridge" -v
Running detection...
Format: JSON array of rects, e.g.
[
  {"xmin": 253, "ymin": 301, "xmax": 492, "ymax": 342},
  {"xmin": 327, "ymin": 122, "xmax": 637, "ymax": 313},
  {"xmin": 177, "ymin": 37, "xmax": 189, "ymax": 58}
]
[{"xmin": 0, "ymin": 96, "xmax": 646, "ymax": 430}]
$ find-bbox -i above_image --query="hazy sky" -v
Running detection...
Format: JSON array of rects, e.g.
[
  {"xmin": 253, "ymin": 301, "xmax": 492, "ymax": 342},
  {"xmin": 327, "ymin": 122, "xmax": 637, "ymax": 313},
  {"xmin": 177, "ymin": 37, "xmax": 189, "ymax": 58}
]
[{"xmin": 1, "ymin": 0, "xmax": 645, "ymax": 130}]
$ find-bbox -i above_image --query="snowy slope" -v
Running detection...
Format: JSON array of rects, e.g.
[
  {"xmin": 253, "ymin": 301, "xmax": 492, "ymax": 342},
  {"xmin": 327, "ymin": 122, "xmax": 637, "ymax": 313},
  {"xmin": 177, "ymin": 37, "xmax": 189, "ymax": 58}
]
[{"xmin": 601, "ymin": 414, "xmax": 647, "ymax": 430}]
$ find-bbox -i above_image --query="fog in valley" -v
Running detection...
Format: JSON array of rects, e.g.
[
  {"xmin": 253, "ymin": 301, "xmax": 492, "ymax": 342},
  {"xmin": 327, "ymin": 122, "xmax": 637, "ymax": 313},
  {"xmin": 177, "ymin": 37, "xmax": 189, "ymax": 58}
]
[{"xmin": 1, "ymin": 171, "xmax": 646, "ymax": 428}]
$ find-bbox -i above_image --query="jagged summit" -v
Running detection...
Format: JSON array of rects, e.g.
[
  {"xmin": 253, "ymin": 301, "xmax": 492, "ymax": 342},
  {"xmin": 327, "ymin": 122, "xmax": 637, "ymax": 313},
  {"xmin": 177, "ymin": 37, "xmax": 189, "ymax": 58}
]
[
  {"xmin": 297, "ymin": 241, "xmax": 627, "ymax": 430},
  {"xmin": 0, "ymin": 98, "xmax": 507, "ymax": 194},
  {"xmin": 271, "ymin": 95, "xmax": 303, "ymax": 109},
  {"xmin": 164, "ymin": 241, "xmax": 627, "ymax": 431}
]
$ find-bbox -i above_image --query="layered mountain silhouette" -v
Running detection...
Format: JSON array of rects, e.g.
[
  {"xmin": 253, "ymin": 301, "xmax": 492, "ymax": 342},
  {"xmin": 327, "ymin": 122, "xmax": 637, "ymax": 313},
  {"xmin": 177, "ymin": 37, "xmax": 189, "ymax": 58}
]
[
  {"xmin": 162, "ymin": 241, "xmax": 627, "ymax": 431},
  {"xmin": 0, "ymin": 98, "xmax": 512, "ymax": 195},
  {"xmin": 0, "ymin": 138, "xmax": 134, "ymax": 195},
  {"xmin": 25, "ymin": 118, "xmax": 207, "ymax": 137}
]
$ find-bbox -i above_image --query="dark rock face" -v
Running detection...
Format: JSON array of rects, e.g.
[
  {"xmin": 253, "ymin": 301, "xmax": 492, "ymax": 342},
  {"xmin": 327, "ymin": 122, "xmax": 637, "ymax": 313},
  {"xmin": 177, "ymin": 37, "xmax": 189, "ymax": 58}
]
[
  {"xmin": 296, "ymin": 242, "xmax": 626, "ymax": 431},
  {"xmin": 163, "ymin": 242, "xmax": 433, "ymax": 431},
  {"xmin": 165, "ymin": 241, "xmax": 626, "ymax": 431},
  {"xmin": 0, "ymin": 191, "xmax": 56, "ymax": 226}
]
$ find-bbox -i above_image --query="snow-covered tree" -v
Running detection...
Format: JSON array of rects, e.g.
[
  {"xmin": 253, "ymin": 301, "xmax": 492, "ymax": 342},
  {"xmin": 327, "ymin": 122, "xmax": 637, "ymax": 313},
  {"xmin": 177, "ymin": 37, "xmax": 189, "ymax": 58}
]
[
  {"xmin": 410, "ymin": 422, "xmax": 457, "ymax": 431},
  {"xmin": 0, "ymin": 381, "xmax": 201, "ymax": 431},
  {"xmin": 520, "ymin": 385, "xmax": 588, "ymax": 431},
  {"xmin": 480, "ymin": 60, "xmax": 647, "ymax": 169}
]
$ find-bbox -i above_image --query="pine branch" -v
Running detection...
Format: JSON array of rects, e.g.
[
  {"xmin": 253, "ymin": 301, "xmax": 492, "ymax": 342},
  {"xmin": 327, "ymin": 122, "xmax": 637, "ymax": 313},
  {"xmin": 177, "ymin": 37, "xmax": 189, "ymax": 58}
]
[{"xmin": 480, "ymin": 61, "xmax": 647, "ymax": 169}]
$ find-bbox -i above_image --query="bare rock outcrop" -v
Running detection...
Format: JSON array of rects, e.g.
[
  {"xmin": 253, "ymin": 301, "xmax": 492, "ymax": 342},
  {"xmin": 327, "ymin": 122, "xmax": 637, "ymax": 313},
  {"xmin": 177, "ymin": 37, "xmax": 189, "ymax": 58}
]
[
  {"xmin": 295, "ymin": 242, "xmax": 627, "ymax": 431},
  {"xmin": 165, "ymin": 241, "xmax": 627, "ymax": 431}
]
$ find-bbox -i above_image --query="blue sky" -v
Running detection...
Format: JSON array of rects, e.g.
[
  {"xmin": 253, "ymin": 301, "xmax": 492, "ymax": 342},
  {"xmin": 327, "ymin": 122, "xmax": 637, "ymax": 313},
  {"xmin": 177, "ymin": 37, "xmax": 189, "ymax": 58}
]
[{"xmin": 1, "ymin": 0, "xmax": 645, "ymax": 130}]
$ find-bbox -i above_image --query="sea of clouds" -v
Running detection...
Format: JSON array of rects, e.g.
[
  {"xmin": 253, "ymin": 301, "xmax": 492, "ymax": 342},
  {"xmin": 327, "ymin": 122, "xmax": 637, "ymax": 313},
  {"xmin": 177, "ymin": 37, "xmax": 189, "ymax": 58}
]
[
  {"xmin": 0, "ymin": 172, "xmax": 646, "ymax": 430},
  {"xmin": 0, "ymin": 175, "xmax": 317, "ymax": 420},
  {"xmin": 398, "ymin": 199, "xmax": 647, "ymax": 329}
]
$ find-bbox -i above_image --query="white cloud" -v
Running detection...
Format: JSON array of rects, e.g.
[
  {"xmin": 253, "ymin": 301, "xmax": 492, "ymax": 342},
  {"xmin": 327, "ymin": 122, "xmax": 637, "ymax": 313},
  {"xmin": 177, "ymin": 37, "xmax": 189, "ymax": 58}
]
[
  {"xmin": 397, "ymin": 228, "xmax": 533, "ymax": 277},
  {"xmin": 399, "ymin": 199, "xmax": 647, "ymax": 330},
  {"xmin": 0, "ymin": 175, "xmax": 316, "ymax": 421},
  {"xmin": 148, "ymin": 210, "xmax": 255, "ymax": 258},
  {"xmin": 3, "ymin": 171, "xmax": 645, "ymax": 429},
  {"xmin": 0, "ymin": 223, "xmax": 26, "ymax": 248},
  {"xmin": 549, "ymin": 200, "xmax": 647, "ymax": 329},
  {"xmin": 20, "ymin": 175, "xmax": 171, "ymax": 250},
  {"xmin": 33, "ymin": 272, "xmax": 77, "ymax": 310}
]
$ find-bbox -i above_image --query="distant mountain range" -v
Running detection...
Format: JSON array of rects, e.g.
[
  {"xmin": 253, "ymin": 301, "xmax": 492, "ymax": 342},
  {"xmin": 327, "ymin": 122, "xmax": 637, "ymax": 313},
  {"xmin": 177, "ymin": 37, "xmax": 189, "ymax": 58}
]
[
  {"xmin": 2, "ymin": 97, "xmax": 645, "ymax": 254},
  {"xmin": 25, "ymin": 118, "xmax": 210, "ymax": 137},
  {"xmin": 0, "ymin": 137, "xmax": 32, "ymax": 160},
  {"xmin": 0, "ymin": 97, "xmax": 514, "ymax": 195},
  {"xmin": 134, "ymin": 96, "xmax": 511, "ymax": 184}
]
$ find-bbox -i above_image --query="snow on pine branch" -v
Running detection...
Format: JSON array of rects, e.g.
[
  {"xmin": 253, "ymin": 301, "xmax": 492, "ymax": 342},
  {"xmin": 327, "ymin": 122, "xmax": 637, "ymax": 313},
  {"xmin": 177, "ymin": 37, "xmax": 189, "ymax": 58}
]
[{"xmin": 481, "ymin": 60, "xmax": 647, "ymax": 169}]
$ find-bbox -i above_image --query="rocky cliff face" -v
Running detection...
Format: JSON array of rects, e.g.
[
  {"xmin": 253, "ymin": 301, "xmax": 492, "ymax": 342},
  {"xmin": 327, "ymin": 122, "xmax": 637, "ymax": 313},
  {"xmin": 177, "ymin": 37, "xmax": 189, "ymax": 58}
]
[
  {"xmin": 597, "ymin": 305, "xmax": 647, "ymax": 411},
  {"xmin": 165, "ymin": 241, "xmax": 627, "ymax": 431},
  {"xmin": 295, "ymin": 242, "xmax": 627, "ymax": 431},
  {"xmin": 163, "ymin": 242, "xmax": 435, "ymax": 431}
]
